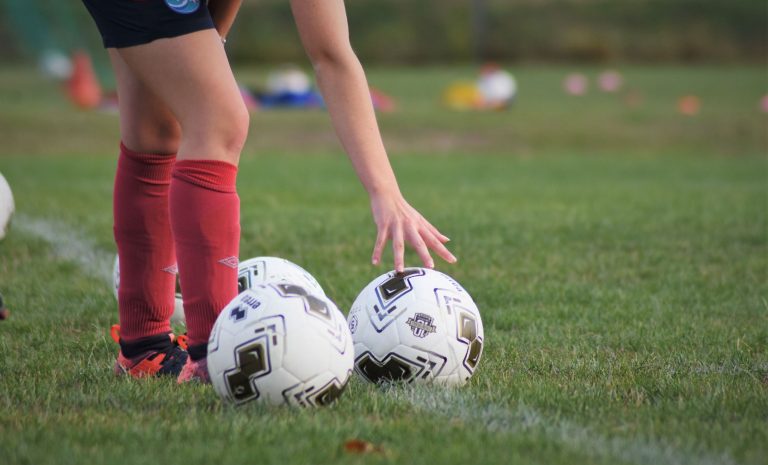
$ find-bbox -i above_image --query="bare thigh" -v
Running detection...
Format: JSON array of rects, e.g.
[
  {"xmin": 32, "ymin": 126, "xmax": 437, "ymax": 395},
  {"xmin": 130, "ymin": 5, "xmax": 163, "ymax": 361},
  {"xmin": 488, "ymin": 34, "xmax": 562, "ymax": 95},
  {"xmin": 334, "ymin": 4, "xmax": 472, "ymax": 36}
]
[
  {"xmin": 109, "ymin": 50, "xmax": 181, "ymax": 155},
  {"xmin": 112, "ymin": 29, "xmax": 249, "ymax": 164}
]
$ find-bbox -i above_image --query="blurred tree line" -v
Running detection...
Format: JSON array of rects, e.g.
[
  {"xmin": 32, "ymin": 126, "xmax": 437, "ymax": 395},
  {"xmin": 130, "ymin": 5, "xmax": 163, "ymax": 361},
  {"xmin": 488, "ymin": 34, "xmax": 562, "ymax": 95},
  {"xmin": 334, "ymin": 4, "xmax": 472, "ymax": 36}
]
[
  {"xmin": 0, "ymin": 0, "xmax": 765, "ymax": 64},
  {"xmin": 227, "ymin": 0, "xmax": 765, "ymax": 63}
]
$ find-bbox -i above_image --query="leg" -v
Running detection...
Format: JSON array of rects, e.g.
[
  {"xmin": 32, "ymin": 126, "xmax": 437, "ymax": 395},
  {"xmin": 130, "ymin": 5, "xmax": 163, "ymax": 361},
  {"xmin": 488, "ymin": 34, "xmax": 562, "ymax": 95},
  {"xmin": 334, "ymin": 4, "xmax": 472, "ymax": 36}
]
[
  {"xmin": 115, "ymin": 29, "xmax": 249, "ymax": 164},
  {"xmin": 110, "ymin": 50, "xmax": 180, "ymax": 344},
  {"xmin": 109, "ymin": 51, "xmax": 181, "ymax": 155},
  {"xmin": 114, "ymin": 29, "xmax": 248, "ymax": 363}
]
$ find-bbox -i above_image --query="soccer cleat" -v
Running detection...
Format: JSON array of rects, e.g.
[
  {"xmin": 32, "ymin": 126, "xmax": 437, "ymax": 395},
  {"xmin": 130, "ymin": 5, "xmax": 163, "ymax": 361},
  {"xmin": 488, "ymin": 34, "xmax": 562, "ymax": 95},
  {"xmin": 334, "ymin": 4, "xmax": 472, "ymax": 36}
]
[
  {"xmin": 177, "ymin": 357, "xmax": 210, "ymax": 384},
  {"xmin": 110, "ymin": 324, "xmax": 189, "ymax": 378}
]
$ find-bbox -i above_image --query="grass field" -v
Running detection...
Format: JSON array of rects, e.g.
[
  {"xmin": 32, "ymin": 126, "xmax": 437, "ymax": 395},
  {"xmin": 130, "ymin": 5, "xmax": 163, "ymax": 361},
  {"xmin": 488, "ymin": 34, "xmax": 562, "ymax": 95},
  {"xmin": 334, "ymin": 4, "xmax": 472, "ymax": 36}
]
[{"xmin": 0, "ymin": 65, "xmax": 766, "ymax": 465}]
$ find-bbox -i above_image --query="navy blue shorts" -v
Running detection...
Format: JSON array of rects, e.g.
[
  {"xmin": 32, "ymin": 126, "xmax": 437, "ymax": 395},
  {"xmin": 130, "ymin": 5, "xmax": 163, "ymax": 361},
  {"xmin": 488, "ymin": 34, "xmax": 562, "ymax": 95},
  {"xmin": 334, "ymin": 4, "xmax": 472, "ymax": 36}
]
[{"xmin": 82, "ymin": 0, "xmax": 215, "ymax": 48}]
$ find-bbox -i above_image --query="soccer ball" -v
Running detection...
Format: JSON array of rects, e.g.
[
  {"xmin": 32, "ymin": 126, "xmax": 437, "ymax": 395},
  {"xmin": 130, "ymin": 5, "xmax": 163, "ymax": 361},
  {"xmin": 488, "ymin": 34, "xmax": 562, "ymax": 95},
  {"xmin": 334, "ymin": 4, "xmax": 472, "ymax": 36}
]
[
  {"xmin": 0, "ymin": 172, "xmax": 14, "ymax": 240},
  {"xmin": 208, "ymin": 284, "xmax": 353, "ymax": 406},
  {"xmin": 347, "ymin": 268, "xmax": 484, "ymax": 386},
  {"xmin": 112, "ymin": 255, "xmax": 185, "ymax": 324},
  {"xmin": 39, "ymin": 49, "xmax": 73, "ymax": 80},
  {"xmin": 208, "ymin": 285, "xmax": 353, "ymax": 407},
  {"xmin": 266, "ymin": 66, "xmax": 311, "ymax": 95},
  {"xmin": 237, "ymin": 256, "xmax": 324, "ymax": 296},
  {"xmin": 478, "ymin": 67, "xmax": 517, "ymax": 108}
]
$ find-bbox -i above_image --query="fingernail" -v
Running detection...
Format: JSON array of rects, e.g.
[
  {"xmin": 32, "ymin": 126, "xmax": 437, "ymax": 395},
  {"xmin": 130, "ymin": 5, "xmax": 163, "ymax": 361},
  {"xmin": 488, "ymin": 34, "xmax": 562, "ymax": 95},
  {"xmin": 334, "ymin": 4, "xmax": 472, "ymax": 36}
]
[{"xmin": 450, "ymin": 255, "xmax": 458, "ymax": 263}]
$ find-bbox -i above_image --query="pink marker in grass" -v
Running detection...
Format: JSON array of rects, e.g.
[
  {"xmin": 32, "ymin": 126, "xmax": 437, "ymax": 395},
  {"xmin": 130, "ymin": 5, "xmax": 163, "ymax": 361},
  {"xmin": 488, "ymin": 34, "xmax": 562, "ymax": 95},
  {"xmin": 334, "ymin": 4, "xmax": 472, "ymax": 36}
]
[{"xmin": 564, "ymin": 73, "xmax": 588, "ymax": 96}]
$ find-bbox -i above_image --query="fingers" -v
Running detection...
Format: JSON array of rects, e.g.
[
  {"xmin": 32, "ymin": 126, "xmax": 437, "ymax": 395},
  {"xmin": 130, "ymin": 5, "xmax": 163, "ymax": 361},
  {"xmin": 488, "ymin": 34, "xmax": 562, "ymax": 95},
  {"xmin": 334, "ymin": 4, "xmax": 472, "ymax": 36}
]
[
  {"xmin": 423, "ymin": 218, "xmax": 450, "ymax": 243},
  {"xmin": 392, "ymin": 225, "xmax": 405, "ymax": 273},
  {"xmin": 421, "ymin": 227, "xmax": 457, "ymax": 264},
  {"xmin": 417, "ymin": 216, "xmax": 455, "ymax": 264},
  {"xmin": 371, "ymin": 226, "xmax": 388, "ymax": 265},
  {"xmin": 405, "ymin": 223, "xmax": 434, "ymax": 269},
  {"xmin": 369, "ymin": 199, "xmax": 455, "ymax": 271}
]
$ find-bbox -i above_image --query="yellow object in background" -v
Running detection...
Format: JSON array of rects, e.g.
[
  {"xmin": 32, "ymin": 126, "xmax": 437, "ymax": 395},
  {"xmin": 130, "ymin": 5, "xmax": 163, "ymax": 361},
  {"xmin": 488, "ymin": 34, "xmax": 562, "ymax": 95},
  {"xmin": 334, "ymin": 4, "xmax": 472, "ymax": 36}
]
[{"xmin": 442, "ymin": 82, "xmax": 484, "ymax": 110}]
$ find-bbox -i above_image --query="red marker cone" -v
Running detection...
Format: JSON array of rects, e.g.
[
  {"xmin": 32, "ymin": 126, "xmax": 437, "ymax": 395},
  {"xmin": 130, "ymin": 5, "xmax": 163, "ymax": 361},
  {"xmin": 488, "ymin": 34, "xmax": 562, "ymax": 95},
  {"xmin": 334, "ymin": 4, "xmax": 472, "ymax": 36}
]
[{"xmin": 66, "ymin": 51, "xmax": 102, "ymax": 109}]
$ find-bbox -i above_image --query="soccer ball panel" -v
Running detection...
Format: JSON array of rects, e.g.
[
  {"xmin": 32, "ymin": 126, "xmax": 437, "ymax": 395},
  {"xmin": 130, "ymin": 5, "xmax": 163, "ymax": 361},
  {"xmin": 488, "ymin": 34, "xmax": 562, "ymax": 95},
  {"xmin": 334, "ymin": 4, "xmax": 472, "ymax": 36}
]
[
  {"xmin": 223, "ymin": 333, "xmax": 275, "ymax": 404},
  {"xmin": 353, "ymin": 344, "xmax": 449, "ymax": 385},
  {"xmin": 432, "ymin": 287, "xmax": 484, "ymax": 381},
  {"xmin": 281, "ymin": 371, "xmax": 351, "ymax": 407},
  {"xmin": 237, "ymin": 256, "xmax": 324, "ymax": 297},
  {"xmin": 278, "ymin": 310, "xmax": 331, "ymax": 382}
]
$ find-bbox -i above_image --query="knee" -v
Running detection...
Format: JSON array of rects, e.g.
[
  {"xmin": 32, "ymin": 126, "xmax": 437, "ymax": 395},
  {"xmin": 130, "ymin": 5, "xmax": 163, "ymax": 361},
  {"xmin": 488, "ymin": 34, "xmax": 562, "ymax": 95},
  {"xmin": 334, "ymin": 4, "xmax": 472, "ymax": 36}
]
[
  {"xmin": 220, "ymin": 103, "xmax": 250, "ymax": 157},
  {"xmin": 184, "ymin": 100, "xmax": 249, "ymax": 164},
  {"xmin": 122, "ymin": 116, "xmax": 181, "ymax": 155}
]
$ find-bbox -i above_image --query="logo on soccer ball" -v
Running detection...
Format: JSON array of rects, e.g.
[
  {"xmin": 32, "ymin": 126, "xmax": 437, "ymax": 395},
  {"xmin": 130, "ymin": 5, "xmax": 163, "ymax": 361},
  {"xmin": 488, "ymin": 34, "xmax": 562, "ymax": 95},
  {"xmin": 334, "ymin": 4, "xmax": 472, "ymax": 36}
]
[
  {"xmin": 164, "ymin": 0, "xmax": 200, "ymax": 14},
  {"xmin": 229, "ymin": 304, "xmax": 248, "ymax": 322},
  {"xmin": 348, "ymin": 315, "xmax": 358, "ymax": 334},
  {"xmin": 406, "ymin": 313, "xmax": 436, "ymax": 338}
]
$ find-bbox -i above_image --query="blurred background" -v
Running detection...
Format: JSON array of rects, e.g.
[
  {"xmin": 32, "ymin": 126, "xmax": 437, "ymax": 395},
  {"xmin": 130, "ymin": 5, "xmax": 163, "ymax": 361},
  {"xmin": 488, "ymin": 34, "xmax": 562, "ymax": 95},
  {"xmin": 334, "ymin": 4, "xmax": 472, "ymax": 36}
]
[
  {"xmin": 0, "ymin": 0, "xmax": 765, "ymax": 158},
  {"xmin": 1, "ymin": 0, "xmax": 766, "ymax": 64}
]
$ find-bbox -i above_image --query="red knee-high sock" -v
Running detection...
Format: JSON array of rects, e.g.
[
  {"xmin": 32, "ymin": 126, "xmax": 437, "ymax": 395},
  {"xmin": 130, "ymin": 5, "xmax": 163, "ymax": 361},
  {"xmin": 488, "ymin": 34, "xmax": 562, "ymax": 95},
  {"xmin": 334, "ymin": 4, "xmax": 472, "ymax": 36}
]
[
  {"xmin": 170, "ymin": 160, "xmax": 240, "ymax": 355},
  {"xmin": 114, "ymin": 143, "xmax": 177, "ymax": 343}
]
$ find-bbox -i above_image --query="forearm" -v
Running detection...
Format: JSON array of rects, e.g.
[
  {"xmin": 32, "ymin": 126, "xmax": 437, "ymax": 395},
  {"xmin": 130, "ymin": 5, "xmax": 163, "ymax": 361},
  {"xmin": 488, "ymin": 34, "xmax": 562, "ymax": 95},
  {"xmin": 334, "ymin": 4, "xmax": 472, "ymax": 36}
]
[
  {"xmin": 313, "ymin": 54, "xmax": 400, "ymax": 197},
  {"xmin": 208, "ymin": 0, "xmax": 242, "ymax": 40},
  {"xmin": 289, "ymin": 0, "xmax": 454, "ymax": 270}
]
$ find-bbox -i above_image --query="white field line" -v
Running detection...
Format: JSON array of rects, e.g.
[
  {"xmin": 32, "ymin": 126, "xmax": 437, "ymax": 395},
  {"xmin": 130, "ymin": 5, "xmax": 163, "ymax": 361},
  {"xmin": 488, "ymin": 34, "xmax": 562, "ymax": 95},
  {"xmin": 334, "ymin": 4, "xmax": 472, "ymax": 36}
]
[
  {"xmin": 391, "ymin": 386, "xmax": 739, "ymax": 465},
  {"xmin": 13, "ymin": 214, "xmax": 113, "ymax": 285}
]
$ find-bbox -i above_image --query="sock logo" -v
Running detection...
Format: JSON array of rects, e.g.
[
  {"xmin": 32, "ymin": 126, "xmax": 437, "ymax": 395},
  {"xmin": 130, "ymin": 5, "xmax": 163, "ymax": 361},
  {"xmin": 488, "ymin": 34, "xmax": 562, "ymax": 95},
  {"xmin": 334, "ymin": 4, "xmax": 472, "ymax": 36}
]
[
  {"xmin": 164, "ymin": 0, "xmax": 200, "ymax": 15},
  {"xmin": 162, "ymin": 264, "xmax": 179, "ymax": 274},
  {"xmin": 218, "ymin": 257, "xmax": 239, "ymax": 269}
]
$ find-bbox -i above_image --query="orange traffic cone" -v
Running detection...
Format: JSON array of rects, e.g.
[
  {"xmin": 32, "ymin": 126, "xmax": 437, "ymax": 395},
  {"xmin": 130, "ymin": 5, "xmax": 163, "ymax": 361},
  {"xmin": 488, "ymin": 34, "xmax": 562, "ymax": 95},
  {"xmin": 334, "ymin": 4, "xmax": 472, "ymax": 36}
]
[
  {"xmin": 677, "ymin": 95, "xmax": 701, "ymax": 116},
  {"xmin": 66, "ymin": 51, "xmax": 102, "ymax": 109}
]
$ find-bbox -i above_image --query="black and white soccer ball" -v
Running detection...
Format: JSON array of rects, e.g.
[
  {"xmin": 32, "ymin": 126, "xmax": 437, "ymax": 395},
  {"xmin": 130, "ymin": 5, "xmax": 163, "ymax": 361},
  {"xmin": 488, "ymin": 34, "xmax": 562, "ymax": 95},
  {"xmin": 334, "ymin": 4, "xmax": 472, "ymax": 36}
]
[
  {"xmin": 0, "ymin": 172, "xmax": 14, "ymax": 240},
  {"xmin": 208, "ymin": 284, "xmax": 353, "ymax": 407},
  {"xmin": 237, "ymin": 256, "xmax": 324, "ymax": 296},
  {"xmin": 112, "ymin": 255, "xmax": 185, "ymax": 324},
  {"xmin": 347, "ymin": 268, "xmax": 484, "ymax": 386}
]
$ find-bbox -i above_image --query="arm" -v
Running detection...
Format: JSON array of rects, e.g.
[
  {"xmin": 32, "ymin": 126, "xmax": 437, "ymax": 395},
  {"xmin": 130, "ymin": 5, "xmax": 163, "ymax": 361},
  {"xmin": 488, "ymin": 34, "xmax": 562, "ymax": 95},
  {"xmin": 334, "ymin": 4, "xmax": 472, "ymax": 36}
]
[
  {"xmin": 290, "ymin": 0, "xmax": 456, "ymax": 272},
  {"xmin": 208, "ymin": 0, "xmax": 243, "ymax": 41}
]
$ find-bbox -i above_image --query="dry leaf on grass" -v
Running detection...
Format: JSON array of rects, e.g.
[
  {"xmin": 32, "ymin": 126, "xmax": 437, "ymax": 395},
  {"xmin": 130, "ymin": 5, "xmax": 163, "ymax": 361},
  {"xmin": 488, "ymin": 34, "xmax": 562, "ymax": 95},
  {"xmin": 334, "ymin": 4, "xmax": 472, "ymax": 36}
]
[{"xmin": 343, "ymin": 439, "xmax": 386, "ymax": 455}]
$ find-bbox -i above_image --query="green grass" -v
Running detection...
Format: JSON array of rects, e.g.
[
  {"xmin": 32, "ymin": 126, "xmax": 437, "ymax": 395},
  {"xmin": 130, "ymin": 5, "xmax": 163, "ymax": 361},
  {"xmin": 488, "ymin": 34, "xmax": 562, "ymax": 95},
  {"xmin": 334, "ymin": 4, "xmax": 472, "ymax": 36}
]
[{"xmin": 0, "ymin": 65, "xmax": 766, "ymax": 465}]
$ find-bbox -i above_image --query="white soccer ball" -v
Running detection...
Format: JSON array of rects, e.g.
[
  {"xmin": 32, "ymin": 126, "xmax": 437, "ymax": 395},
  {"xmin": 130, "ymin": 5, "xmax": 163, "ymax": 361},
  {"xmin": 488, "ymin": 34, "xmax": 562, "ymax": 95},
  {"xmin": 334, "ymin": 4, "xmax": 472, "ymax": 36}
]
[
  {"xmin": 348, "ymin": 268, "xmax": 484, "ymax": 387},
  {"xmin": 478, "ymin": 69, "xmax": 517, "ymax": 107},
  {"xmin": 112, "ymin": 255, "xmax": 185, "ymax": 324},
  {"xmin": 38, "ymin": 49, "xmax": 73, "ymax": 80},
  {"xmin": 0, "ymin": 172, "xmax": 14, "ymax": 240},
  {"xmin": 237, "ymin": 256, "xmax": 324, "ymax": 297},
  {"xmin": 266, "ymin": 67, "xmax": 311, "ymax": 95},
  {"xmin": 208, "ymin": 284, "xmax": 353, "ymax": 406}
]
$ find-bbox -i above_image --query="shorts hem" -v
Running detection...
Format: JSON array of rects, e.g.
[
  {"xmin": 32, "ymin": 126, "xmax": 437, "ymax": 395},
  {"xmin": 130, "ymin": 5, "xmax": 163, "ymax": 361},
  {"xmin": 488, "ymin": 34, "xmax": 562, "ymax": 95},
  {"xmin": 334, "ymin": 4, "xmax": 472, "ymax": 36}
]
[{"xmin": 103, "ymin": 23, "xmax": 216, "ymax": 49}]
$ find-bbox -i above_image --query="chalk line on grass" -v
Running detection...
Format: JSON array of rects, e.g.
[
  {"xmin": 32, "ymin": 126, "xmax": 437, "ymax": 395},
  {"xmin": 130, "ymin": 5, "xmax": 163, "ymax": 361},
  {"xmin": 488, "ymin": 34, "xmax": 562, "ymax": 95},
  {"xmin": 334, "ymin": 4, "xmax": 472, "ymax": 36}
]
[
  {"xmin": 392, "ymin": 385, "xmax": 738, "ymax": 465},
  {"xmin": 13, "ymin": 214, "xmax": 113, "ymax": 285}
]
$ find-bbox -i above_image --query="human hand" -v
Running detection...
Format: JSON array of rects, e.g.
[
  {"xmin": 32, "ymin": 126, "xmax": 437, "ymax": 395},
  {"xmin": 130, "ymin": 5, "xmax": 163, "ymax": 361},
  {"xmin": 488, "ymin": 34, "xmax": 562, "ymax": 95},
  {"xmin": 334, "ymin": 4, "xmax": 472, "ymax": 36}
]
[{"xmin": 370, "ymin": 192, "xmax": 457, "ymax": 272}]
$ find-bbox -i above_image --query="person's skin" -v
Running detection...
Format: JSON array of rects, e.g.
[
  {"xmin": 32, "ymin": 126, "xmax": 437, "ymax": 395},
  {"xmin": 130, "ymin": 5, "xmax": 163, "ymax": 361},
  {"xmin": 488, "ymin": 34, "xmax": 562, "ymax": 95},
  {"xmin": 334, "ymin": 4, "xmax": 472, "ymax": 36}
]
[
  {"xmin": 108, "ymin": 28, "xmax": 248, "ymax": 165},
  {"xmin": 208, "ymin": 0, "xmax": 242, "ymax": 41},
  {"xmin": 289, "ymin": 0, "xmax": 457, "ymax": 272}
]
